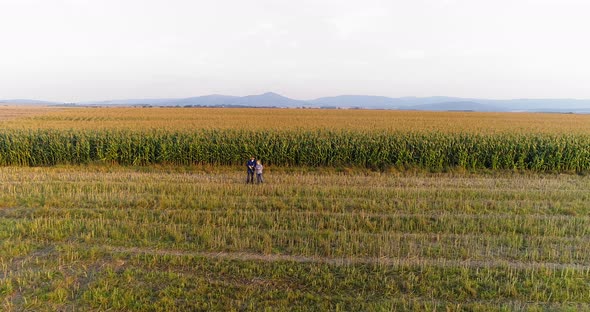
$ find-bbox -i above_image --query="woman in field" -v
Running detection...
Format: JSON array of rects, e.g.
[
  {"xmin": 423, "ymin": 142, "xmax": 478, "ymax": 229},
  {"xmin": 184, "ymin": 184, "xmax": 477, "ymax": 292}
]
[{"xmin": 255, "ymin": 160, "xmax": 264, "ymax": 184}]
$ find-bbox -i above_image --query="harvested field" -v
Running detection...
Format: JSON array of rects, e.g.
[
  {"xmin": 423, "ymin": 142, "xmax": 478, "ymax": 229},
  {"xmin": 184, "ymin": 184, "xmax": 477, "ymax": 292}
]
[{"xmin": 0, "ymin": 166, "xmax": 589, "ymax": 310}]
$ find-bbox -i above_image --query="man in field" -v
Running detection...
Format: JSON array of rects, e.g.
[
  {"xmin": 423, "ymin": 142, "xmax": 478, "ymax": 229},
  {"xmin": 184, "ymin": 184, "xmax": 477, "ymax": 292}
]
[{"xmin": 246, "ymin": 156, "xmax": 256, "ymax": 184}]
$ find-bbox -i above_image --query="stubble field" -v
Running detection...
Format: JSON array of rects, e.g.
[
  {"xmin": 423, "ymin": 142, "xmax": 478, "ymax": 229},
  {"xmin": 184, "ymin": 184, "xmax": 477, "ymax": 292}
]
[{"xmin": 1, "ymin": 106, "xmax": 590, "ymax": 311}]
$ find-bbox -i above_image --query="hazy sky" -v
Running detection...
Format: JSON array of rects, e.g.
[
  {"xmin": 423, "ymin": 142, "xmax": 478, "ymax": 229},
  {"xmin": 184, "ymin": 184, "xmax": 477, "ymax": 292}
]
[{"xmin": 1, "ymin": 0, "xmax": 590, "ymax": 102}]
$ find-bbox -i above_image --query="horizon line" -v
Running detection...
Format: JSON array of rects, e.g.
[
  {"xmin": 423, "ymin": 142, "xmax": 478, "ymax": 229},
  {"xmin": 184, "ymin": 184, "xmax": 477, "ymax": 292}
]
[{"xmin": 4, "ymin": 92, "xmax": 590, "ymax": 104}]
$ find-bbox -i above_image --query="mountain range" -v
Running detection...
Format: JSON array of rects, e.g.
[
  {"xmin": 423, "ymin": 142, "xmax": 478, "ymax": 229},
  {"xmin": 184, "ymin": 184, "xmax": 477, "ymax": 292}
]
[{"xmin": 3, "ymin": 92, "xmax": 590, "ymax": 113}]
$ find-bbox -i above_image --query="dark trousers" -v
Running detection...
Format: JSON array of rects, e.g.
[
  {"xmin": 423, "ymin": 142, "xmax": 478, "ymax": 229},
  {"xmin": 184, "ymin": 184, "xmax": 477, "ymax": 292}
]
[
  {"xmin": 246, "ymin": 171, "xmax": 255, "ymax": 183},
  {"xmin": 256, "ymin": 173, "xmax": 263, "ymax": 184}
]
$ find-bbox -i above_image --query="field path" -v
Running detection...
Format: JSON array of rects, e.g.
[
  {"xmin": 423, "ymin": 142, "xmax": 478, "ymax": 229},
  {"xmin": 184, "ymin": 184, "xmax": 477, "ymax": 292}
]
[{"xmin": 104, "ymin": 245, "xmax": 590, "ymax": 271}]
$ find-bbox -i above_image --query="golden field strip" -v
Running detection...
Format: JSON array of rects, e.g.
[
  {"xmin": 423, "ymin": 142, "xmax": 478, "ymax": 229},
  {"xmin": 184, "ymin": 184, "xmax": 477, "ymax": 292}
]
[
  {"xmin": 3, "ymin": 106, "xmax": 590, "ymax": 133},
  {"xmin": 1, "ymin": 106, "xmax": 590, "ymax": 310},
  {"xmin": 0, "ymin": 105, "xmax": 65, "ymax": 122}
]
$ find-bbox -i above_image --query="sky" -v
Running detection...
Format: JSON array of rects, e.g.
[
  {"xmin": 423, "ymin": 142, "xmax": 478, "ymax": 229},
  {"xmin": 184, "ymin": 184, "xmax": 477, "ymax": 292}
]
[{"xmin": 1, "ymin": 0, "xmax": 590, "ymax": 102}]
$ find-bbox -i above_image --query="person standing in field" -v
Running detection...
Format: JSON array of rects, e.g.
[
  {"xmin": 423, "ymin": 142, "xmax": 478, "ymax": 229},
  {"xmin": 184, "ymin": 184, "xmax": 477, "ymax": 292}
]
[
  {"xmin": 246, "ymin": 156, "xmax": 256, "ymax": 184},
  {"xmin": 255, "ymin": 160, "xmax": 264, "ymax": 184}
]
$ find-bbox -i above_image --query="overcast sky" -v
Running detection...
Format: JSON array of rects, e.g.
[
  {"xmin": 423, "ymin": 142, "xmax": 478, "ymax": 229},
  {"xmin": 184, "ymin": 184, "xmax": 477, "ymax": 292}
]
[{"xmin": 1, "ymin": 0, "xmax": 590, "ymax": 102}]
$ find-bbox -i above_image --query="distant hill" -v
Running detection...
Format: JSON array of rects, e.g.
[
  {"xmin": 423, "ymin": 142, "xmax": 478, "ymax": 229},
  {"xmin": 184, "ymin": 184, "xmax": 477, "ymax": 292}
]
[
  {"xmin": 309, "ymin": 95, "xmax": 481, "ymax": 109},
  {"xmin": 5, "ymin": 93, "xmax": 590, "ymax": 113},
  {"xmin": 309, "ymin": 95, "xmax": 401, "ymax": 109},
  {"xmin": 82, "ymin": 95, "xmax": 241, "ymax": 106},
  {"xmin": 79, "ymin": 98, "xmax": 180, "ymax": 106},
  {"xmin": 169, "ymin": 94, "xmax": 239, "ymax": 106},
  {"xmin": 405, "ymin": 101, "xmax": 509, "ymax": 112},
  {"xmin": 226, "ymin": 92, "xmax": 308, "ymax": 108},
  {"xmin": 80, "ymin": 92, "xmax": 305, "ymax": 107},
  {"xmin": 477, "ymin": 99, "xmax": 590, "ymax": 112}
]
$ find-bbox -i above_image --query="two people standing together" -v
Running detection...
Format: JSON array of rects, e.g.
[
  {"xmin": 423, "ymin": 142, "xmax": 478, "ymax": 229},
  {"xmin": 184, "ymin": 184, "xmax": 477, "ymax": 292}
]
[{"xmin": 246, "ymin": 156, "xmax": 264, "ymax": 184}]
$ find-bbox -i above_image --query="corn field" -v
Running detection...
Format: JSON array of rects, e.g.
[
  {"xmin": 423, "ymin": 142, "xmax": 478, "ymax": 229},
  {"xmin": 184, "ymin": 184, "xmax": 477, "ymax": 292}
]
[{"xmin": 0, "ymin": 129, "xmax": 589, "ymax": 171}]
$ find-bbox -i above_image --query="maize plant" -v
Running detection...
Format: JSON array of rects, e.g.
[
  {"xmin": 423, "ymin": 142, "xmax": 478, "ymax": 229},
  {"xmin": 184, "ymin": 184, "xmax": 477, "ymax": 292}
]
[{"xmin": 0, "ymin": 129, "xmax": 588, "ymax": 172}]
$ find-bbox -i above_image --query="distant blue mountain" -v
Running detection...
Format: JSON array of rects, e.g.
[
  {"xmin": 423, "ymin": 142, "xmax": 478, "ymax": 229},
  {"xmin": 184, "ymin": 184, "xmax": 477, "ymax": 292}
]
[
  {"xmin": 80, "ymin": 92, "xmax": 304, "ymax": 107},
  {"xmin": 403, "ymin": 101, "xmax": 508, "ymax": 112},
  {"xmin": 308, "ymin": 95, "xmax": 590, "ymax": 112},
  {"xmin": 476, "ymin": 98, "xmax": 590, "ymax": 112},
  {"xmin": 5, "ymin": 93, "xmax": 590, "ymax": 113},
  {"xmin": 309, "ymin": 95, "xmax": 402, "ymax": 108},
  {"xmin": 79, "ymin": 98, "xmax": 179, "ymax": 105},
  {"xmin": 81, "ymin": 95, "xmax": 240, "ymax": 106},
  {"xmin": 226, "ymin": 92, "xmax": 308, "ymax": 107},
  {"xmin": 169, "ymin": 94, "xmax": 239, "ymax": 106},
  {"xmin": 308, "ymin": 95, "xmax": 490, "ymax": 109}
]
